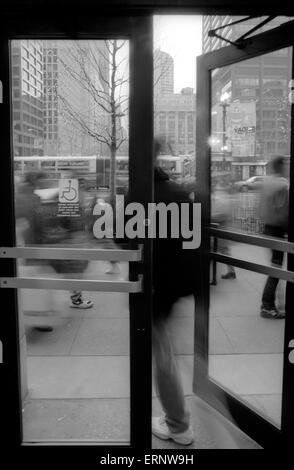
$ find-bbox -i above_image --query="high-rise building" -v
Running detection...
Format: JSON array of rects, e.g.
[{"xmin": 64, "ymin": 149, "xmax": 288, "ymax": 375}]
[
  {"xmin": 12, "ymin": 40, "xmax": 44, "ymax": 157},
  {"xmin": 202, "ymin": 16, "xmax": 292, "ymax": 179},
  {"xmin": 43, "ymin": 40, "xmax": 110, "ymax": 156},
  {"xmin": 154, "ymin": 49, "xmax": 174, "ymax": 95}
]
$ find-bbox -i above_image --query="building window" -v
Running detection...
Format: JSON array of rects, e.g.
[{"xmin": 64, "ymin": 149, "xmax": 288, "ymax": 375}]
[
  {"xmin": 263, "ymin": 110, "xmax": 276, "ymax": 118},
  {"xmin": 178, "ymin": 112, "xmax": 185, "ymax": 144},
  {"xmin": 263, "ymin": 121, "xmax": 275, "ymax": 129},
  {"xmin": 266, "ymin": 141, "xmax": 276, "ymax": 152}
]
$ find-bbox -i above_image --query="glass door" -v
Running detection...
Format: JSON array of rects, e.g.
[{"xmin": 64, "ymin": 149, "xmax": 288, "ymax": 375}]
[
  {"xmin": 194, "ymin": 20, "xmax": 294, "ymax": 448},
  {"xmin": 0, "ymin": 16, "xmax": 153, "ymax": 448}
]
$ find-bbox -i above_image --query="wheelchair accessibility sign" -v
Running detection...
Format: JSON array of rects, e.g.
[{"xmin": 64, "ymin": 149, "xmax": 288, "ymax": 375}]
[
  {"xmin": 59, "ymin": 179, "xmax": 79, "ymax": 203},
  {"xmin": 58, "ymin": 179, "xmax": 80, "ymax": 217}
]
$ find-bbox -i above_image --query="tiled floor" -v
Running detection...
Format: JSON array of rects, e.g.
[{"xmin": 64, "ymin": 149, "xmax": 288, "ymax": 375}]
[{"xmin": 20, "ymin": 249, "xmax": 284, "ymax": 446}]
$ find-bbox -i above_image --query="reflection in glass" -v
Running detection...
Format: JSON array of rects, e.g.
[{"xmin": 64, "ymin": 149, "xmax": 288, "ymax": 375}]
[
  {"xmin": 12, "ymin": 39, "xmax": 130, "ymax": 443},
  {"xmin": 209, "ymin": 265, "xmax": 285, "ymax": 428},
  {"xmin": 209, "ymin": 47, "xmax": 292, "ymax": 430},
  {"xmin": 210, "ymin": 47, "xmax": 292, "ymax": 237}
]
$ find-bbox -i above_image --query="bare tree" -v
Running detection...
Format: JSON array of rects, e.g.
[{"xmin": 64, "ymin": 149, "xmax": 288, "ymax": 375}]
[
  {"xmin": 56, "ymin": 40, "xmax": 129, "ymax": 207},
  {"xmin": 54, "ymin": 42, "xmax": 173, "ymax": 204}
]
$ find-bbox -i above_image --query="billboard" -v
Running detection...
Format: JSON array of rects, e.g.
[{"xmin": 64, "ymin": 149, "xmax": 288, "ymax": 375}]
[
  {"xmin": 210, "ymin": 100, "xmax": 256, "ymax": 157},
  {"xmin": 227, "ymin": 101, "xmax": 256, "ymax": 157}
]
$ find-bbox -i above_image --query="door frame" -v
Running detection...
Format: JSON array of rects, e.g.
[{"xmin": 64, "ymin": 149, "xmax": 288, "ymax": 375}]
[
  {"xmin": 194, "ymin": 20, "xmax": 294, "ymax": 448},
  {"xmin": 0, "ymin": 13, "xmax": 154, "ymax": 451}
]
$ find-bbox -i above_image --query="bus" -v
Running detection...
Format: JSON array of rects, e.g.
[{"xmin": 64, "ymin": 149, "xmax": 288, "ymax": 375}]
[
  {"xmin": 14, "ymin": 154, "xmax": 195, "ymax": 190},
  {"xmin": 14, "ymin": 155, "xmax": 127, "ymax": 190}
]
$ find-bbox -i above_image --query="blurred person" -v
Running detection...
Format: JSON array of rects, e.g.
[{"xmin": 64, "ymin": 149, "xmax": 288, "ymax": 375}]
[
  {"xmin": 15, "ymin": 173, "xmax": 36, "ymax": 244},
  {"xmin": 38, "ymin": 175, "xmax": 94, "ymax": 309},
  {"xmin": 17, "ymin": 171, "xmax": 93, "ymax": 313},
  {"xmin": 259, "ymin": 156, "xmax": 289, "ymax": 319},
  {"xmin": 89, "ymin": 196, "xmax": 121, "ymax": 275},
  {"xmin": 211, "ymin": 182, "xmax": 236, "ymax": 280},
  {"xmin": 15, "ymin": 171, "xmax": 55, "ymax": 331},
  {"xmin": 151, "ymin": 137, "xmax": 197, "ymax": 445}
]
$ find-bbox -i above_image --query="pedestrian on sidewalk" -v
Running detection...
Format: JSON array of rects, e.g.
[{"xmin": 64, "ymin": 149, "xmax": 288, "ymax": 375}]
[
  {"xmin": 37, "ymin": 174, "xmax": 94, "ymax": 310},
  {"xmin": 259, "ymin": 155, "xmax": 289, "ymax": 319},
  {"xmin": 151, "ymin": 137, "xmax": 197, "ymax": 445},
  {"xmin": 211, "ymin": 180, "xmax": 236, "ymax": 280}
]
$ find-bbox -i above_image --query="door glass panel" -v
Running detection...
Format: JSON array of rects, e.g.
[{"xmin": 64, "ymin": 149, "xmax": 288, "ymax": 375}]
[
  {"xmin": 209, "ymin": 265, "xmax": 285, "ymax": 428},
  {"xmin": 209, "ymin": 47, "xmax": 292, "ymax": 429},
  {"xmin": 12, "ymin": 39, "xmax": 130, "ymax": 443}
]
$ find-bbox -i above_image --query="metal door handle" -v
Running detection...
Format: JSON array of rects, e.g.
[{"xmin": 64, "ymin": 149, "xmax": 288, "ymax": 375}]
[
  {"xmin": 0, "ymin": 245, "xmax": 142, "ymax": 262},
  {"xmin": 0, "ymin": 275, "xmax": 143, "ymax": 293}
]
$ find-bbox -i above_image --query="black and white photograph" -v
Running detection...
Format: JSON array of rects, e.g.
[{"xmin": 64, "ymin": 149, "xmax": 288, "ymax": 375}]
[{"xmin": 0, "ymin": 0, "xmax": 294, "ymax": 461}]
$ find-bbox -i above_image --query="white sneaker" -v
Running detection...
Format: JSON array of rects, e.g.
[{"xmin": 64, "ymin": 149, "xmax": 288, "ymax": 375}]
[
  {"xmin": 69, "ymin": 299, "xmax": 93, "ymax": 309},
  {"xmin": 152, "ymin": 417, "xmax": 194, "ymax": 445}
]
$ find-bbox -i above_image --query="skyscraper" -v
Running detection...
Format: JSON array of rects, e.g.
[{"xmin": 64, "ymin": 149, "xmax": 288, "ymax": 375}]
[
  {"xmin": 153, "ymin": 49, "xmax": 196, "ymax": 155},
  {"xmin": 154, "ymin": 49, "xmax": 174, "ymax": 95},
  {"xmin": 12, "ymin": 40, "xmax": 44, "ymax": 157},
  {"xmin": 42, "ymin": 40, "xmax": 110, "ymax": 156}
]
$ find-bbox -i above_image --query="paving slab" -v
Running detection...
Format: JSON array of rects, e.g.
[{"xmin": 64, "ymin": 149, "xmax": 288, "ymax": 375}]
[
  {"xmin": 26, "ymin": 317, "xmax": 82, "ymax": 356},
  {"xmin": 217, "ymin": 316, "xmax": 285, "ymax": 354},
  {"xmin": 240, "ymin": 394, "xmax": 282, "ymax": 428},
  {"xmin": 70, "ymin": 318, "xmax": 129, "ymax": 356},
  {"xmin": 208, "ymin": 353, "xmax": 283, "ymax": 395},
  {"xmin": 23, "ymin": 398, "xmax": 130, "ymax": 442},
  {"xmin": 208, "ymin": 318, "xmax": 235, "ymax": 354},
  {"xmin": 210, "ymin": 287, "xmax": 261, "ymax": 317},
  {"xmin": 27, "ymin": 356, "xmax": 130, "ymax": 399}
]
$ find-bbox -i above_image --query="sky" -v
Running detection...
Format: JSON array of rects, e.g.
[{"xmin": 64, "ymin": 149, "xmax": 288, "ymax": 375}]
[{"xmin": 153, "ymin": 15, "xmax": 203, "ymax": 93}]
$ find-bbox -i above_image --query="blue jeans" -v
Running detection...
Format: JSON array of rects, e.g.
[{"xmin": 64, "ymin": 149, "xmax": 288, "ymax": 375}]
[
  {"xmin": 261, "ymin": 225, "xmax": 285, "ymax": 309},
  {"xmin": 152, "ymin": 314, "xmax": 190, "ymax": 433}
]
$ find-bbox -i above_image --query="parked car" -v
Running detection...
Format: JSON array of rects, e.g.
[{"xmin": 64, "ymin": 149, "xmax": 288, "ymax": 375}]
[{"xmin": 233, "ymin": 176, "xmax": 265, "ymax": 192}]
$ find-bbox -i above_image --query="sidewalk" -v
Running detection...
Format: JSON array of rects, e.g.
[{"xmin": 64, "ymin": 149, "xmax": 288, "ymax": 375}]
[
  {"xmin": 209, "ymin": 242, "xmax": 285, "ymax": 428},
  {"xmin": 20, "ymin": 249, "xmax": 276, "ymax": 447}
]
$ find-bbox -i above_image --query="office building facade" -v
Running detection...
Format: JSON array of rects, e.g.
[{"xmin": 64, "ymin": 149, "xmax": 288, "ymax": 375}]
[
  {"xmin": 12, "ymin": 40, "xmax": 44, "ymax": 157},
  {"xmin": 154, "ymin": 48, "xmax": 195, "ymax": 155},
  {"xmin": 202, "ymin": 16, "xmax": 292, "ymax": 180},
  {"xmin": 43, "ymin": 40, "xmax": 110, "ymax": 157},
  {"xmin": 154, "ymin": 87, "xmax": 196, "ymax": 155}
]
